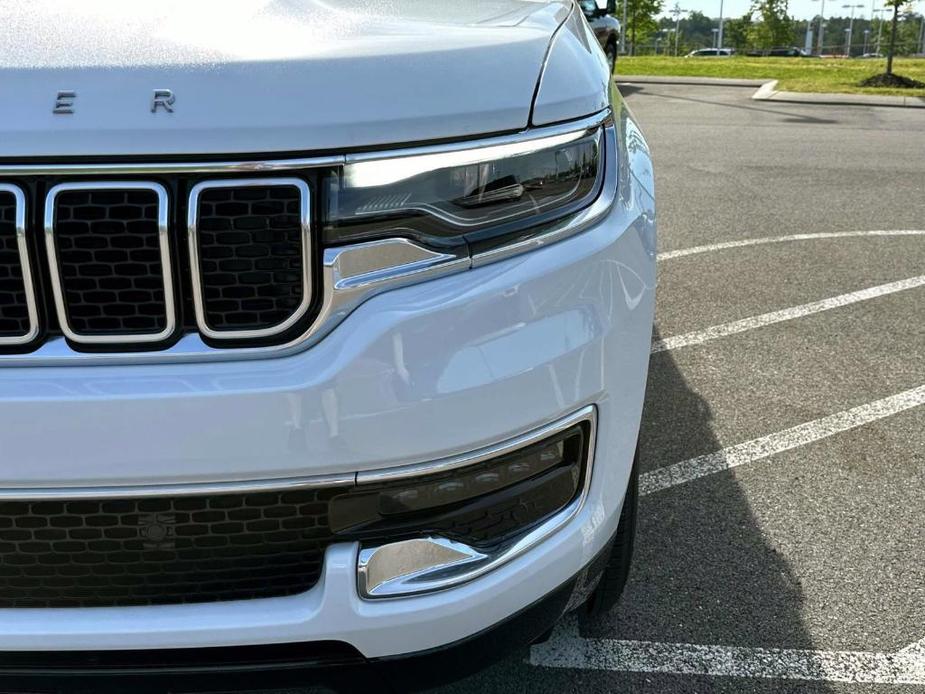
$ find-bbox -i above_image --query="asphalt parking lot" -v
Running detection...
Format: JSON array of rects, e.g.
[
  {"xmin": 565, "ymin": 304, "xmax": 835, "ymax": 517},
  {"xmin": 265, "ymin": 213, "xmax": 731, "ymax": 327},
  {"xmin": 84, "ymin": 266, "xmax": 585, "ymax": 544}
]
[{"xmin": 435, "ymin": 83, "xmax": 925, "ymax": 693}]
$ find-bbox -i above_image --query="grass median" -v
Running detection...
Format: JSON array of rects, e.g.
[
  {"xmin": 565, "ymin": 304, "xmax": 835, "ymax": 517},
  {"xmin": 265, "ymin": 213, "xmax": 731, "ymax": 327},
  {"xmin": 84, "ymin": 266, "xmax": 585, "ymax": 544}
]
[{"xmin": 615, "ymin": 56, "xmax": 925, "ymax": 97}]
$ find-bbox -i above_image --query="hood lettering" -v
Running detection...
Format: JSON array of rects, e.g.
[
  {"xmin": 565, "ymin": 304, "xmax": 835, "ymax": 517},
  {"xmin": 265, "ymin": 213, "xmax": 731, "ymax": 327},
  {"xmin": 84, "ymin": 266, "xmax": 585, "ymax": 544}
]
[
  {"xmin": 53, "ymin": 90, "xmax": 76, "ymax": 114},
  {"xmin": 151, "ymin": 89, "xmax": 175, "ymax": 113}
]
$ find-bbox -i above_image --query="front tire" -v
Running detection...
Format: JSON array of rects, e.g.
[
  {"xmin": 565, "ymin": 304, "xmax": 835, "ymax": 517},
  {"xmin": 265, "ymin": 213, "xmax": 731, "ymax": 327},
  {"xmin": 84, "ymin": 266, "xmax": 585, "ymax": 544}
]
[{"xmin": 585, "ymin": 444, "xmax": 638, "ymax": 615}]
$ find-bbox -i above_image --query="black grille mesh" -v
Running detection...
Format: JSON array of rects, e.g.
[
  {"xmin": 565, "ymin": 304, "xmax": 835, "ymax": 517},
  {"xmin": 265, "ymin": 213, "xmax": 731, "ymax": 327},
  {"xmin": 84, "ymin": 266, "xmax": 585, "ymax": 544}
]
[
  {"xmin": 0, "ymin": 192, "xmax": 31, "ymax": 338},
  {"xmin": 196, "ymin": 185, "xmax": 304, "ymax": 332},
  {"xmin": 0, "ymin": 488, "xmax": 343, "ymax": 608},
  {"xmin": 53, "ymin": 188, "xmax": 168, "ymax": 335}
]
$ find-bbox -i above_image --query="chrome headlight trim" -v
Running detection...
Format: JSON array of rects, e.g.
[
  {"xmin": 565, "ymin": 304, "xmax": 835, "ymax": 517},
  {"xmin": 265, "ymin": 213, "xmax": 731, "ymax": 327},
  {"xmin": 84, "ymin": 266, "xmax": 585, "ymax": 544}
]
[{"xmin": 356, "ymin": 405, "xmax": 597, "ymax": 599}]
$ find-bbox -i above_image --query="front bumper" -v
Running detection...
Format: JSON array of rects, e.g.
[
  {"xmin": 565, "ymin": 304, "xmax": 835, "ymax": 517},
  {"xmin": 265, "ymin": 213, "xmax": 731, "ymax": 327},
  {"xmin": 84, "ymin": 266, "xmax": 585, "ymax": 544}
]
[
  {"xmin": 0, "ymin": 563, "xmax": 580, "ymax": 694},
  {"xmin": 0, "ymin": 154, "xmax": 655, "ymax": 658}
]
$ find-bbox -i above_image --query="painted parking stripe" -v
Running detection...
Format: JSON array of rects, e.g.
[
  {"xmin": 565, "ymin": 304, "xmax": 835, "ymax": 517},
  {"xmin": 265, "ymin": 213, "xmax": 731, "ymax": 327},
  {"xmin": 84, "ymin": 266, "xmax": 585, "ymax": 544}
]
[
  {"xmin": 658, "ymin": 230, "xmax": 925, "ymax": 261},
  {"xmin": 530, "ymin": 617, "xmax": 925, "ymax": 684},
  {"xmin": 651, "ymin": 275, "xmax": 925, "ymax": 354},
  {"xmin": 640, "ymin": 384, "xmax": 925, "ymax": 495}
]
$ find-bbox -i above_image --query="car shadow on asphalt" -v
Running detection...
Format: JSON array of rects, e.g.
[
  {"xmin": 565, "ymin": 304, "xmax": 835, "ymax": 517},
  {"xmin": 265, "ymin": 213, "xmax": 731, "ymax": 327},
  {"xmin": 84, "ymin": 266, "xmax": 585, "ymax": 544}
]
[
  {"xmin": 577, "ymin": 328, "xmax": 836, "ymax": 690},
  {"xmin": 621, "ymin": 85, "xmax": 840, "ymax": 126},
  {"xmin": 433, "ymin": 329, "xmax": 837, "ymax": 693}
]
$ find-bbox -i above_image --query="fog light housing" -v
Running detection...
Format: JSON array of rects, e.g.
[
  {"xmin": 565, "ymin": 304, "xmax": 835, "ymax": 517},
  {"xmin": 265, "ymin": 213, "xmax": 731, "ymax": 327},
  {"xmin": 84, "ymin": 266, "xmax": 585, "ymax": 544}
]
[{"xmin": 346, "ymin": 406, "xmax": 596, "ymax": 598}]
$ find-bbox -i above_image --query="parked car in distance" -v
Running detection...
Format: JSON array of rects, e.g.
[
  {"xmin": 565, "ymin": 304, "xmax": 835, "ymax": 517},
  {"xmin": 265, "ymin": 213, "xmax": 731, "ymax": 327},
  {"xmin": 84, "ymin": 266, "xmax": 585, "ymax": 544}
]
[
  {"xmin": 580, "ymin": 0, "xmax": 621, "ymax": 72},
  {"xmin": 747, "ymin": 47, "xmax": 816, "ymax": 57},
  {"xmin": 859, "ymin": 52, "xmax": 885, "ymax": 58},
  {"xmin": 686, "ymin": 48, "xmax": 734, "ymax": 57}
]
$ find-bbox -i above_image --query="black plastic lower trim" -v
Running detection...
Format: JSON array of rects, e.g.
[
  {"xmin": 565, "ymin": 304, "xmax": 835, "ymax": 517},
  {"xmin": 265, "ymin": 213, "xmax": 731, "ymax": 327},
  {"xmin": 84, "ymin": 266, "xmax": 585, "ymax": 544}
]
[{"xmin": 0, "ymin": 577, "xmax": 577, "ymax": 693}]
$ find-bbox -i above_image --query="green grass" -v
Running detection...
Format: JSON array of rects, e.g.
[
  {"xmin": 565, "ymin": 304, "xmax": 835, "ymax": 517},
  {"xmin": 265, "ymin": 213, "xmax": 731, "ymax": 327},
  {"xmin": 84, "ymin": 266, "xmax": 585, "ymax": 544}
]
[{"xmin": 615, "ymin": 56, "xmax": 925, "ymax": 97}]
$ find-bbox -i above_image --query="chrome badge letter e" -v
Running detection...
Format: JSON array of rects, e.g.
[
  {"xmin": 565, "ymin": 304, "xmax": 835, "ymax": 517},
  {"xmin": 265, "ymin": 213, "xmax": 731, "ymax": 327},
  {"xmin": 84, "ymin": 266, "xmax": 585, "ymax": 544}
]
[{"xmin": 53, "ymin": 90, "xmax": 76, "ymax": 114}]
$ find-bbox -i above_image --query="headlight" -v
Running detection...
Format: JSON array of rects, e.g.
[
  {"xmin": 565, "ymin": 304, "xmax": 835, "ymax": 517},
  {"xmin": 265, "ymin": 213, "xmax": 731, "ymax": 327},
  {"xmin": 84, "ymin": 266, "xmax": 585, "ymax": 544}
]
[{"xmin": 323, "ymin": 125, "xmax": 604, "ymax": 252}]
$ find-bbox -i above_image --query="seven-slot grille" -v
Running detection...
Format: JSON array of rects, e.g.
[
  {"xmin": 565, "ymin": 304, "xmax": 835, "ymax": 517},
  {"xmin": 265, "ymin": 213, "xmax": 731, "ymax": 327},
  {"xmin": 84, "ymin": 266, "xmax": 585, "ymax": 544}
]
[
  {"xmin": 0, "ymin": 487, "xmax": 344, "ymax": 608},
  {"xmin": 0, "ymin": 177, "xmax": 313, "ymax": 352}
]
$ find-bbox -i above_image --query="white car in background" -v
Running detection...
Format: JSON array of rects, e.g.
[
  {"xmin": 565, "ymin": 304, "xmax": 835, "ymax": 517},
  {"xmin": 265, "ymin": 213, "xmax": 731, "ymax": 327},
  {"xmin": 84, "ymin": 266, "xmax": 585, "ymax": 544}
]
[
  {"xmin": 686, "ymin": 48, "xmax": 735, "ymax": 56},
  {"xmin": 0, "ymin": 0, "xmax": 656, "ymax": 690}
]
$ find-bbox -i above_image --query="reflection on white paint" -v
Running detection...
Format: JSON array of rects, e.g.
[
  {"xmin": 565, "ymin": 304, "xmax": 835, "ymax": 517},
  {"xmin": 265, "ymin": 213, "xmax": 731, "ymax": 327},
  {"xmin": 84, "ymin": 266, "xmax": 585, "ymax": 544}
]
[{"xmin": 436, "ymin": 309, "xmax": 595, "ymax": 394}]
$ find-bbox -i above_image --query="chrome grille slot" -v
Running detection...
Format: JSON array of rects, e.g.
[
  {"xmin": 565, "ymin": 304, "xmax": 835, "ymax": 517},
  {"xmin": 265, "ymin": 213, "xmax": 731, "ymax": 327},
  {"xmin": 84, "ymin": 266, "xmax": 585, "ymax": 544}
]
[
  {"xmin": 45, "ymin": 182, "xmax": 175, "ymax": 345},
  {"xmin": 0, "ymin": 185, "xmax": 38, "ymax": 346},
  {"xmin": 188, "ymin": 178, "xmax": 312, "ymax": 340}
]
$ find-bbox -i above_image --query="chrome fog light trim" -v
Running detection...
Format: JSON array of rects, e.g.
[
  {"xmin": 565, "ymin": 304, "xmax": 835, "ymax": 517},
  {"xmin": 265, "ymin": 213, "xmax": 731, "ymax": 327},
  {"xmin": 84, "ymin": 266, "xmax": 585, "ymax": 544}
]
[
  {"xmin": 358, "ymin": 538, "xmax": 488, "ymax": 597},
  {"xmin": 356, "ymin": 405, "xmax": 596, "ymax": 599}
]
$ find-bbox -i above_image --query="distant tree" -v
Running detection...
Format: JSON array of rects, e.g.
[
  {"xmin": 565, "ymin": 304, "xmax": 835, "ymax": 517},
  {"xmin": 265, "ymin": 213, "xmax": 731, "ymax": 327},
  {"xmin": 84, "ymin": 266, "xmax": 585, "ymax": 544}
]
[
  {"xmin": 857, "ymin": 0, "xmax": 924, "ymax": 87},
  {"xmin": 884, "ymin": 0, "xmax": 914, "ymax": 73},
  {"xmin": 747, "ymin": 0, "xmax": 793, "ymax": 48},
  {"xmin": 626, "ymin": 0, "xmax": 664, "ymax": 54},
  {"xmin": 671, "ymin": 10, "xmax": 717, "ymax": 50},
  {"xmin": 685, "ymin": 10, "xmax": 716, "ymax": 36},
  {"xmin": 723, "ymin": 14, "xmax": 754, "ymax": 50}
]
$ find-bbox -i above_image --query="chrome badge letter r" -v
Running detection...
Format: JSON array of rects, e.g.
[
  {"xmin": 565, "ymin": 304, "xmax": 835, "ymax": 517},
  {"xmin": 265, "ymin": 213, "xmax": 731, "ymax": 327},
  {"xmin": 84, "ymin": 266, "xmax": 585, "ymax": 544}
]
[{"xmin": 151, "ymin": 89, "xmax": 175, "ymax": 113}]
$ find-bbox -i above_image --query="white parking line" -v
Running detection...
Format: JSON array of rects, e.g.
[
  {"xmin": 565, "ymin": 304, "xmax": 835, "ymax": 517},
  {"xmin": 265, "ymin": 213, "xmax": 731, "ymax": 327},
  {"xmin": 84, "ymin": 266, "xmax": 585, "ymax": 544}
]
[
  {"xmin": 640, "ymin": 384, "xmax": 925, "ymax": 495},
  {"xmin": 651, "ymin": 275, "xmax": 925, "ymax": 354},
  {"xmin": 530, "ymin": 617, "xmax": 925, "ymax": 684},
  {"xmin": 658, "ymin": 230, "xmax": 925, "ymax": 261}
]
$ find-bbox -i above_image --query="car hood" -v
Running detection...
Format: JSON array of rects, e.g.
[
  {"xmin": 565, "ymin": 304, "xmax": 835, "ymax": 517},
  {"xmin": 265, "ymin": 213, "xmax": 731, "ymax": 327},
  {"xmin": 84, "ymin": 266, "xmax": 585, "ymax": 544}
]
[{"xmin": 0, "ymin": 0, "xmax": 572, "ymax": 158}]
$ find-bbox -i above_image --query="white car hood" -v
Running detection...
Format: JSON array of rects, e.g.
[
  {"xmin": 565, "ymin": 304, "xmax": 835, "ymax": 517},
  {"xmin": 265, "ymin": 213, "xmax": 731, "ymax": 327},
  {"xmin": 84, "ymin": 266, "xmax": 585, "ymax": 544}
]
[{"xmin": 0, "ymin": 0, "xmax": 571, "ymax": 157}]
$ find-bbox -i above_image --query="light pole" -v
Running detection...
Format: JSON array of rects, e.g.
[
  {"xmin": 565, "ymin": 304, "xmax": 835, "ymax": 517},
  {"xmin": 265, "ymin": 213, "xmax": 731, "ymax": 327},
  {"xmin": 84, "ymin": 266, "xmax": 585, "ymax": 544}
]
[
  {"xmin": 871, "ymin": 7, "xmax": 886, "ymax": 53},
  {"xmin": 863, "ymin": 27, "xmax": 870, "ymax": 53},
  {"xmin": 919, "ymin": 2, "xmax": 925, "ymax": 54},
  {"xmin": 812, "ymin": 0, "xmax": 827, "ymax": 54},
  {"xmin": 670, "ymin": 4, "xmax": 687, "ymax": 56},
  {"xmin": 717, "ymin": 0, "xmax": 725, "ymax": 49},
  {"xmin": 620, "ymin": 0, "xmax": 628, "ymax": 54},
  {"xmin": 842, "ymin": 3, "xmax": 864, "ymax": 57},
  {"xmin": 712, "ymin": 27, "xmax": 719, "ymax": 48}
]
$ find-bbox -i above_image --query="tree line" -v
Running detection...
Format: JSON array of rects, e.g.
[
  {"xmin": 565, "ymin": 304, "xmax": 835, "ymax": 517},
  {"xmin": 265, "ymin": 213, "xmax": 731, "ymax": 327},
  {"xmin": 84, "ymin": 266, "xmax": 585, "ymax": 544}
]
[{"xmin": 621, "ymin": 0, "xmax": 924, "ymax": 55}]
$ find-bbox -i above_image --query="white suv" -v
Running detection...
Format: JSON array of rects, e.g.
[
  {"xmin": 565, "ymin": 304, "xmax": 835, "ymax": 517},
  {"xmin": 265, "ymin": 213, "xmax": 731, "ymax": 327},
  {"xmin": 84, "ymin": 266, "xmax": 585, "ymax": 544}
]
[{"xmin": 0, "ymin": 1, "xmax": 655, "ymax": 690}]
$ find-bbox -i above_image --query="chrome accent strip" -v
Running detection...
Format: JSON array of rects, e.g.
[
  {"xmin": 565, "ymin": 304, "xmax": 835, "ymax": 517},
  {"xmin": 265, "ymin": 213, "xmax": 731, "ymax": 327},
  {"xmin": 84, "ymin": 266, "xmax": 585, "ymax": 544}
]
[
  {"xmin": 357, "ymin": 403, "xmax": 595, "ymax": 484},
  {"xmin": 357, "ymin": 405, "xmax": 597, "ymax": 598},
  {"xmin": 0, "ymin": 238, "xmax": 468, "ymax": 366},
  {"xmin": 0, "ymin": 155, "xmax": 345, "ymax": 177},
  {"xmin": 0, "ymin": 472, "xmax": 355, "ymax": 501},
  {"xmin": 0, "ymin": 184, "xmax": 39, "ymax": 346},
  {"xmin": 344, "ymin": 126, "xmax": 595, "ymax": 189},
  {"xmin": 44, "ymin": 181, "xmax": 176, "ymax": 345},
  {"xmin": 470, "ymin": 120, "xmax": 618, "ymax": 268},
  {"xmin": 188, "ymin": 178, "xmax": 313, "ymax": 340},
  {"xmin": 0, "ymin": 406, "xmax": 594, "ymax": 505},
  {"xmin": 344, "ymin": 109, "xmax": 608, "ymax": 168}
]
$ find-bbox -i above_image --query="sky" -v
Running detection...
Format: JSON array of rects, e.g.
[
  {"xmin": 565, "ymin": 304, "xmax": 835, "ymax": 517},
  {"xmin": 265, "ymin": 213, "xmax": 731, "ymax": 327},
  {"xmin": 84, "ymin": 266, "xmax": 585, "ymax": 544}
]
[{"xmin": 656, "ymin": 0, "xmax": 925, "ymax": 21}]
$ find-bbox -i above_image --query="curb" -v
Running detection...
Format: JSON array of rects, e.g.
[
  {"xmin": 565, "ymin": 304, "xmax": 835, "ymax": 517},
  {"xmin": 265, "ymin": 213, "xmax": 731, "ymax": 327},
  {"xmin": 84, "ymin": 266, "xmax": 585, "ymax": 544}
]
[
  {"xmin": 751, "ymin": 79, "xmax": 925, "ymax": 108},
  {"xmin": 615, "ymin": 75, "xmax": 925, "ymax": 108},
  {"xmin": 616, "ymin": 75, "xmax": 765, "ymax": 87}
]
